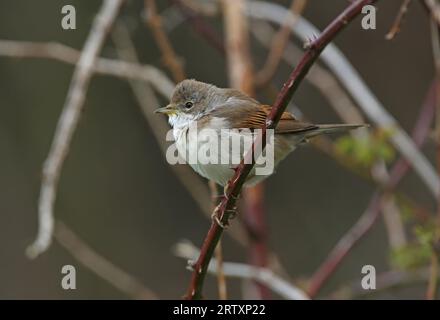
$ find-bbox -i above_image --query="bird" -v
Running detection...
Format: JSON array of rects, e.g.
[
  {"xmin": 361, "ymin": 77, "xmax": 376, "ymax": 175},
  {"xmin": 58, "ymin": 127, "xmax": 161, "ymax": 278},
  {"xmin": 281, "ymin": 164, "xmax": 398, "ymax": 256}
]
[{"xmin": 155, "ymin": 79, "xmax": 367, "ymax": 189}]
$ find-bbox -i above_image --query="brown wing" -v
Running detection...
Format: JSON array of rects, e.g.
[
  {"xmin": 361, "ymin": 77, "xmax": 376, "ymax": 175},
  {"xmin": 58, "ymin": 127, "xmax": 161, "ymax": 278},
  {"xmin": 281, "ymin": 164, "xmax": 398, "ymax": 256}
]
[{"xmin": 233, "ymin": 105, "xmax": 317, "ymax": 134}]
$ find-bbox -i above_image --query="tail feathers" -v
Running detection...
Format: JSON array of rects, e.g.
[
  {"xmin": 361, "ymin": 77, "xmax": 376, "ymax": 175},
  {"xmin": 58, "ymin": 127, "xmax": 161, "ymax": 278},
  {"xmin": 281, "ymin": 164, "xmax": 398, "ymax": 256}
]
[{"xmin": 304, "ymin": 123, "xmax": 368, "ymax": 139}]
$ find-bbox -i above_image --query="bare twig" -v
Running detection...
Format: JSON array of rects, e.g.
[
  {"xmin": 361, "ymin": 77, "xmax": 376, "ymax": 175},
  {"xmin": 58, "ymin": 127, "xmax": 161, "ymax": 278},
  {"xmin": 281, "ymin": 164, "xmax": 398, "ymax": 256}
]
[
  {"xmin": 26, "ymin": 0, "xmax": 125, "ymax": 258},
  {"xmin": 423, "ymin": 0, "xmax": 440, "ymax": 28},
  {"xmin": 385, "ymin": 0, "xmax": 413, "ymax": 40},
  {"xmin": 175, "ymin": 241, "xmax": 309, "ymax": 300},
  {"xmin": 307, "ymin": 80, "xmax": 437, "ymax": 298},
  {"xmin": 145, "ymin": 0, "xmax": 185, "ymax": 82},
  {"xmin": 55, "ymin": 221, "xmax": 157, "ymax": 299},
  {"xmin": 0, "ymin": 40, "xmax": 174, "ymax": 98},
  {"xmin": 184, "ymin": 0, "xmax": 379, "ymax": 300},
  {"xmin": 255, "ymin": 0, "xmax": 308, "ymax": 88}
]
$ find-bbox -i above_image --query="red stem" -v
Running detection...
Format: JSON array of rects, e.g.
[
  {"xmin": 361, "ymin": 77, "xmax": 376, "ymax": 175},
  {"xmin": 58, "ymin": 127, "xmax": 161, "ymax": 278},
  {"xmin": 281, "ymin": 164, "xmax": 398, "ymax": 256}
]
[
  {"xmin": 184, "ymin": 0, "xmax": 378, "ymax": 300},
  {"xmin": 307, "ymin": 80, "xmax": 437, "ymax": 298}
]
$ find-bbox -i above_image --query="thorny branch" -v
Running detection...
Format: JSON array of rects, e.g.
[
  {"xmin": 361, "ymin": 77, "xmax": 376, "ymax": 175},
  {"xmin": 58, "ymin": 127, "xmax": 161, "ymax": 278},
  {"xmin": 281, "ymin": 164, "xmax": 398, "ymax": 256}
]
[
  {"xmin": 248, "ymin": 0, "xmax": 440, "ymax": 197},
  {"xmin": 184, "ymin": 0, "xmax": 379, "ymax": 300},
  {"xmin": 26, "ymin": 0, "xmax": 126, "ymax": 258}
]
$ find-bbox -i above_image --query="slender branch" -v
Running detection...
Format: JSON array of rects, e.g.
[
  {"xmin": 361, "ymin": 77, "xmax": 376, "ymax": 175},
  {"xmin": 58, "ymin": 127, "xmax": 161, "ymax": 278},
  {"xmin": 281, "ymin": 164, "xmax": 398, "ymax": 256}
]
[
  {"xmin": 184, "ymin": 0, "xmax": 378, "ymax": 300},
  {"xmin": 0, "ymin": 40, "xmax": 175, "ymax": 98},
  {"xmin": 255, "ymin": 0, "xmax": 308, "ymax": 88},
  {"xmin": 221, "ymin": 0, "xmax": 254, "ymax": 93},
  {"xmin": 385, "ymin": 0, "xmax": 413, "ymax": 40},
  {"xmin": 26, "ymin": 0, "xmax": 125, "ymax": 258},
  {"xmin": 145, "ymin": 0, "xmax": 185, "ymax": 82},
  {"xmin": 422, "ymin": 0, "xmax": 440, "ymax": 28},
  {"xmin": 307, "ymin": 80, "xmax": 437, "ymax": 298},
  {"xmin": 175, "ymin": 241, "xmax": 309, "ymax": 300},
  {"xmin": 55, "ymin": 221, "xmax": 157, "ymax": 299}
]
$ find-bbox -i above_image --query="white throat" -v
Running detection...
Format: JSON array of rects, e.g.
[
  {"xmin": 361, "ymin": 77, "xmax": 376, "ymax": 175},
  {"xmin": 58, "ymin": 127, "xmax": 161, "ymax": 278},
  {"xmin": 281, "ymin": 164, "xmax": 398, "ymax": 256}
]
[{"xmin": 168, "ymin": 113, "xmax": 195, "ymax": 129}]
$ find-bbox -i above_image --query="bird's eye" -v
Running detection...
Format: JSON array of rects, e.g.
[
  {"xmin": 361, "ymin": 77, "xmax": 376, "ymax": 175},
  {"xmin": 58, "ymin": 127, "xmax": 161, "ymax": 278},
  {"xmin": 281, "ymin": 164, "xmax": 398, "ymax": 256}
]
[{"xmin": 184, "ymin": 101, "xmax": 193, "ymax": 109}]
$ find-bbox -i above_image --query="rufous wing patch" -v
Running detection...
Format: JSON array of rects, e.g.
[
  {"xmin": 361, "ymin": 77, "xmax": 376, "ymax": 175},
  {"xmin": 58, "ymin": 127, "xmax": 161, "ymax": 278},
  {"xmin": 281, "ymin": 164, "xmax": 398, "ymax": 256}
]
[{"xmin": 234, "ymin": 105, "xmax": 317, "ymax": 134}]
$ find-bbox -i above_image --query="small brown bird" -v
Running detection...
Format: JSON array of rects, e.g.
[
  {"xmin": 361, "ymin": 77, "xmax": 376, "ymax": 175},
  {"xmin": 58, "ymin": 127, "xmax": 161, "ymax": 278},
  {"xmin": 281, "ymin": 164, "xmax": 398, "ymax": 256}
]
[{"xmin": 156, "ymin": 79, "xmax": 366, "ymax": 187}]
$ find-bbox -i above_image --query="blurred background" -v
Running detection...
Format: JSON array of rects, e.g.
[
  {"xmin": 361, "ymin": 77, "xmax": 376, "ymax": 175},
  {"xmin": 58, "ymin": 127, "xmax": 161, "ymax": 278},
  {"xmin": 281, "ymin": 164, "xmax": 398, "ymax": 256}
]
[{"xmin": 0, "ymin": 0, "xmax": 438, "ymax": 299}]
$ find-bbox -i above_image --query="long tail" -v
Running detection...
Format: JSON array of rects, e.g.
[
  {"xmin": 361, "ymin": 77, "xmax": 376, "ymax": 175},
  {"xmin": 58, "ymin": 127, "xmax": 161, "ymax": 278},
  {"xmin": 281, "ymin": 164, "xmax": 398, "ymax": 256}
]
[{"xmin": 304, "ymin": 123, "xmax": 368, "ymax": 139}]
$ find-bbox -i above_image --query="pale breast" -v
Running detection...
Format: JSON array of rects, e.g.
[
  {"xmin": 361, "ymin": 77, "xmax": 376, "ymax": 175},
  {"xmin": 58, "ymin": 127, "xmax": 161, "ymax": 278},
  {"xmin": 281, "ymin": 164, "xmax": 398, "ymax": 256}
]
[{"xmin": 171, "ymin": 116, "xmax": 298, "ymax": 186}]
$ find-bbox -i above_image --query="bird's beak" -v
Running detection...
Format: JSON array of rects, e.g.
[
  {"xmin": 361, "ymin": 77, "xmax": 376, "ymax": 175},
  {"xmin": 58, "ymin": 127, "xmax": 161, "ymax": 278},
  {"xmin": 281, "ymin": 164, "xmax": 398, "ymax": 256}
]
[{"xmin": 154, "ymin": 104, "xmax": 176, "ymax": 115}]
